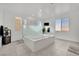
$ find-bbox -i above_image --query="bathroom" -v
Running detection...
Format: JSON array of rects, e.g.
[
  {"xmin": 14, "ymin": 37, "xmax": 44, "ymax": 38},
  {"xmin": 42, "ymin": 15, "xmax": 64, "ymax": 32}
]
[{"xmin": 0, "ymin": 3, "xmax": 79, "ymax": 56}]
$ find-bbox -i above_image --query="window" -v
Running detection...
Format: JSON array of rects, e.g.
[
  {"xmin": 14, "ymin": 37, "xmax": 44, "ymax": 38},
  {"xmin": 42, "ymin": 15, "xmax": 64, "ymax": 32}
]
[
  {"xmin": 55, "ymin": 19, "xmax": 62, "ymax": 31},
  {"xmin": 62, "ymin": 17, "xmax": 69, "ymax": 32},
  {"xmin": 55, "ymin": 17, "xmax": 69, "ymax": 32}
]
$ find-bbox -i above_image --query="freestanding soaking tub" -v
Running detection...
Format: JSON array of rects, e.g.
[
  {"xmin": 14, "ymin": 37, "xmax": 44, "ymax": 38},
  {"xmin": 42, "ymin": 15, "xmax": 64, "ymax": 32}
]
[{"xmin": 23, "ymin": 34, "xmax": 54, "ymax": 52}]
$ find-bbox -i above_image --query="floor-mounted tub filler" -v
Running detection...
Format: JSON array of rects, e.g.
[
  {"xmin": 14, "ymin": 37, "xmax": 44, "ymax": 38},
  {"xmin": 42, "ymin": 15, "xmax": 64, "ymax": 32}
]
[{"xmin": 23, "ymin": 34, "xmax": 54, "ymax": 52}]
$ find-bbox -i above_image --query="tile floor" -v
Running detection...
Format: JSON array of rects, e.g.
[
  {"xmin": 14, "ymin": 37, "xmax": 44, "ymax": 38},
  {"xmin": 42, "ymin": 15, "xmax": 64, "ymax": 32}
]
[{"xmin": 0, "ymin": 38, "xmax": 79, "ymax": 56}]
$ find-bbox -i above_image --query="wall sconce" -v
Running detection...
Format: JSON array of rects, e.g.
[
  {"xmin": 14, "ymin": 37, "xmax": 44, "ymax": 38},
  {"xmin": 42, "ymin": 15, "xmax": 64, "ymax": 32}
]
[{"xmin": 15, "ymin": 17, "xmax": 22, "ymax": 31}]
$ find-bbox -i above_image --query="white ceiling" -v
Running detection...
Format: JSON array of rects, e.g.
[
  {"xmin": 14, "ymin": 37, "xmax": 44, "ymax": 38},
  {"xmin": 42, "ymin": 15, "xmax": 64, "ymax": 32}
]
[
  {"xmin": 0, "ymin": 3, "xmax": 52, "ymax": 16},
  {"xmin": 0, "ymin": 3, "xmax": 79, "ymax": 17}
]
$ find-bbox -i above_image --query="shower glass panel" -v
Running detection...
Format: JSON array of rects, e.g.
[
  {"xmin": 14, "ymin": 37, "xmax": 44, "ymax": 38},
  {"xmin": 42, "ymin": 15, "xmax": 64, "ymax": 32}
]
[
  {"xmin": 22, "ymin": 17, "xmax": 43, "ymax": 38},
  {"xmin": 22, "ymin": 4, "xmax": 54, "ymax": 38}
]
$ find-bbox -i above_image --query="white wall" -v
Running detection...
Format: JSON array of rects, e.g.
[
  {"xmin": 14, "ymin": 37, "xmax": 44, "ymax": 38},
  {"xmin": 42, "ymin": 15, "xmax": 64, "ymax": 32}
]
[
  {"xmin": 0, "ymin": 7, "xmax": 23, "ymax": 41},
  {"xmin": 0, "ymin": 8, "xmax": 3, "ymax": 25},
  {"xmin": 54, "ymin": 4, "xmax": 79, "ymax": 42},
  {"xmin": 1, "ymin": 3, "xmax": 51, "ymax": 42},
  {"xmin": 3, "ymin": 11, "xmax": 22, "ymax": 41},
  {"xmin": 0, "ymin": 3, "xmax": 79, "ymax": 42}
]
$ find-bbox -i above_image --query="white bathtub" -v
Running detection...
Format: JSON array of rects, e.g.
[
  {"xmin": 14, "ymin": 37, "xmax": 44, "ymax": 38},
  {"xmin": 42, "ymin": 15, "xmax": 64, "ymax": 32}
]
[{"xmin": 23, "ymin": 34, "xmax": 54, "ymax": 52}]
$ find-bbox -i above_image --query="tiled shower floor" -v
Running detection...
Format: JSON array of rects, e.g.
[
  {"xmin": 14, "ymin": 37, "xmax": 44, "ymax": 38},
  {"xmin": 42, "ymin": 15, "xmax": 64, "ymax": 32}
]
[{"xmin": 0, "ymin": 38, "xmax": 79, "ymax": 56}]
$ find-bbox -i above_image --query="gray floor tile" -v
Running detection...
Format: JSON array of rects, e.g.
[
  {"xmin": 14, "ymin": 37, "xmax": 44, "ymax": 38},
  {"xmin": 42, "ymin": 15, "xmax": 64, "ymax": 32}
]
[{"xmin": 0, "ymin": 39, "xmax": 78, "ymax": 56}]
